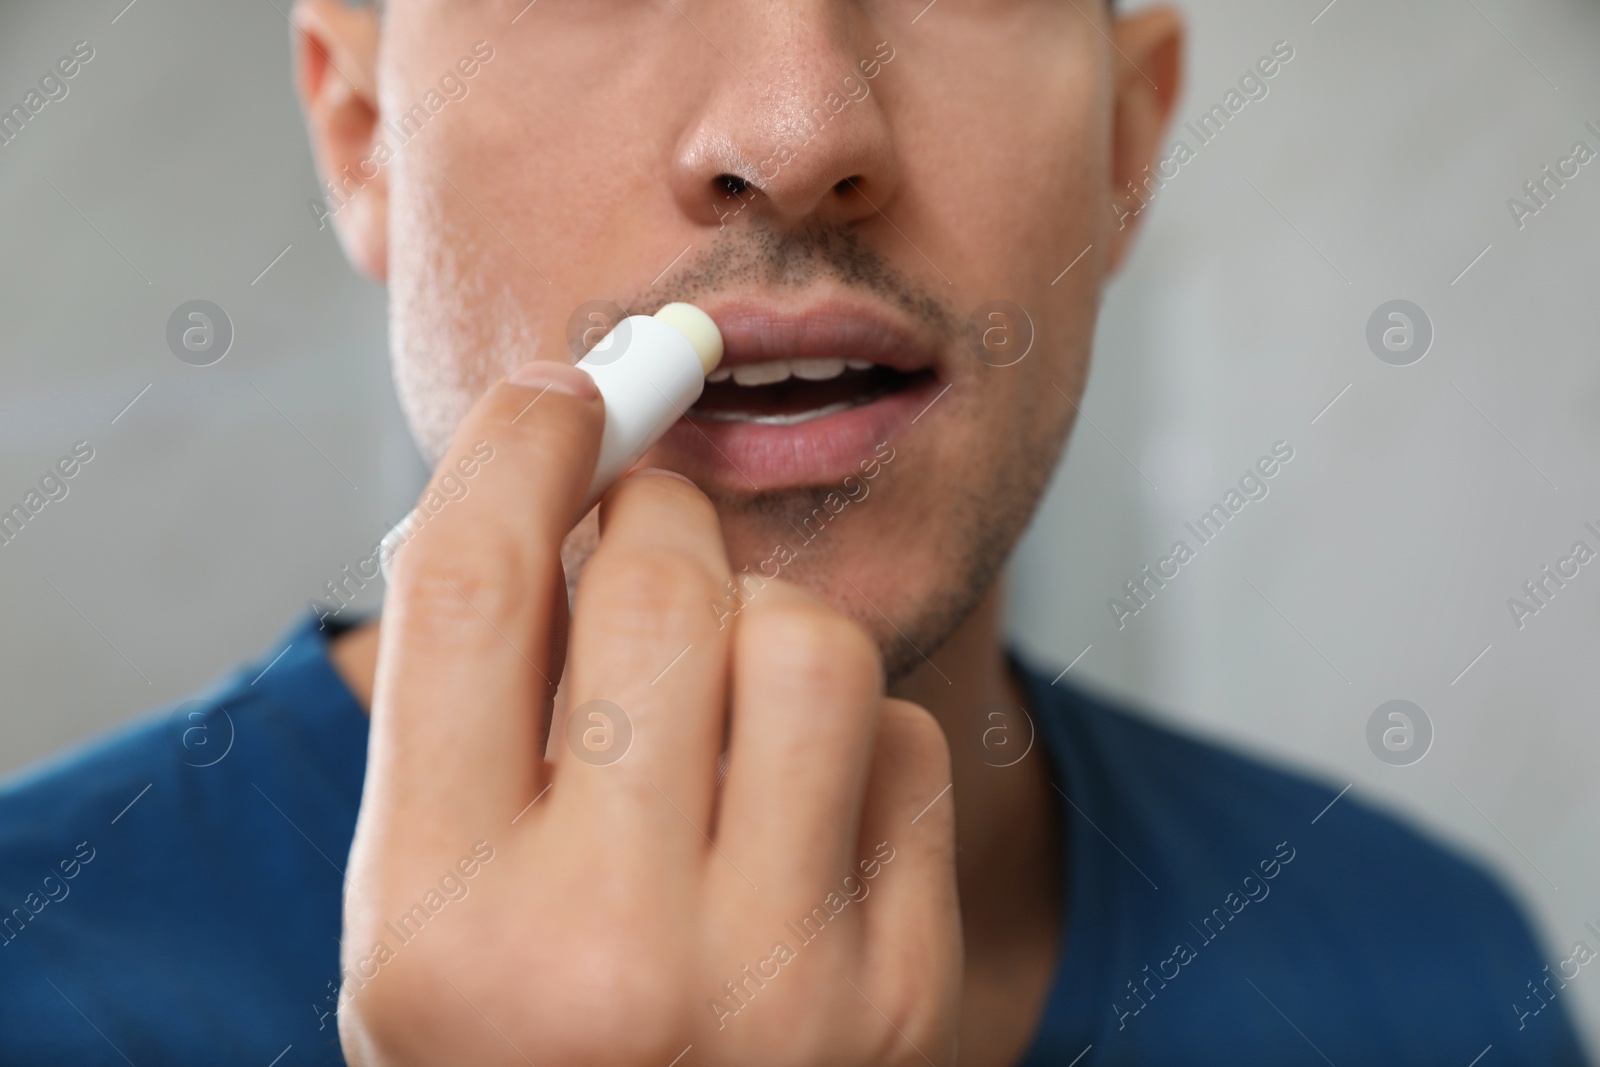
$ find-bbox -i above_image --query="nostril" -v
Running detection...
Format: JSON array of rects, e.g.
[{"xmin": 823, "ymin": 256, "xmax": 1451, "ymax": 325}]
[
  {"xmin": 835, "ymin": 176, "xmax": 862, "ymax": 195},
  {"xmin": 717, "ymin": 174, "xmax": 749, "ymax": 196}
]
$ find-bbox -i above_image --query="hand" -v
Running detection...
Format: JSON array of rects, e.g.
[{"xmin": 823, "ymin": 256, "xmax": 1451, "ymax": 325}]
[{"xmin": 337, "ymin": 361, "xmax": 962, "ymax": 1066}]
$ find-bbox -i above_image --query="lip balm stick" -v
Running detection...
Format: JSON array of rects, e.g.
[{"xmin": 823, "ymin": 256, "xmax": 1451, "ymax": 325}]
[
  {"xmin": 378, "ymin": 302, "xmax": 723, "ymax": 580},
  {"xmin": 575, "ymin": 302, "xmax": 722, "ymax": 512}
]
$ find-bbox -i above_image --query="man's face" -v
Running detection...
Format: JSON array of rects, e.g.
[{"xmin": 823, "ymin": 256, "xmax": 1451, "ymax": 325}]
[{"xmin": 306, "ymin": 0, "xmax": 1179, "ymax": 680}]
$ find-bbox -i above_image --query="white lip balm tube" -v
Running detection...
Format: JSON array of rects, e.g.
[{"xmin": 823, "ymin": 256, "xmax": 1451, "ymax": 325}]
[
  {"xmin": 378, "ymin": 302, "xmax": 722, "ymax": 580},
  {"xmin": 575, "ymin": 301, "xmax": 723, "ymax": 512}
]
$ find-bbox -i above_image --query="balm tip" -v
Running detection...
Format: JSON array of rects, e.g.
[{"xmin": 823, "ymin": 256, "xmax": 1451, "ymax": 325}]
[{"xmin": 653, "ymin": 302, "xmax": 723, "ymax": 375}]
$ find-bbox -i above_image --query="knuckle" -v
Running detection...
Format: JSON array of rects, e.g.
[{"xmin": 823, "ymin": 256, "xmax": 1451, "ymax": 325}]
[
  {"xmin": 389, "ymin": 530, "xmax": 544, "ymax": 634},
  {"xmin": 579, "ymin": 545, "xmax": 718, "ymax": 633}
]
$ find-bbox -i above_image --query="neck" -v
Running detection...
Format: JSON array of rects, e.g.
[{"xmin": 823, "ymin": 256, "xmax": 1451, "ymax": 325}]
[
  {"xmin": 889, "ymin": 575, "xmax": 1062, "ymax": 902},
  {"xmin": 889, "ymin": 582, "xmax": 1064, "ymax": 1017},
  {"xmin": 889, "ymin": 580, "xmax": 1059, "ymax": 892}
]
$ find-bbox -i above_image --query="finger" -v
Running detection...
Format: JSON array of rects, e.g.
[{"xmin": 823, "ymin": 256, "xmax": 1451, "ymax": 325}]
[
  {"xmin": 853, "ymin": 699, "xmax": 961, "ymax": 1011},
  {"xmin": 716, "ymin": 583, "xmax": 885, "ymax": 913},
  {"xmin": 839, "ymin": 700, "xmax": 962, "ymax": 1061},
  {"xmin": 555, "ymin": 469, "xmax": 733, "ymax": 843},
  {"xmin": 369, "ymin": 361, "xmax": 604, "ymax": 844}
]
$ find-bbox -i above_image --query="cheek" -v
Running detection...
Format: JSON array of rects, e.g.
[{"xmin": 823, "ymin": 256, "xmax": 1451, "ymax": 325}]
[
  {"xmin": 900, "ymin": 34, "xmax": 1107, "ymax": 287},
  {"xmin": 894, "ymin": 39, "xmax": 1106, "ymax": 414},
  {"xmin": 380, "ymin": 24, "xmax": 683, "ymax": 464},
  {"xmin": 381, "ymin": 105, "xmax": 573, "ymax": 461},
  {"xmin": 385, "ymin": 181, "xmax": 509, "ymax": 463}
]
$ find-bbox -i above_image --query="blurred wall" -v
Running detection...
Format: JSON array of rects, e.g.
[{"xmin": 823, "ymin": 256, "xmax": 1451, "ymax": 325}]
[
  {"xmin": 2, "ymin": 0, "xmax": 1596, "ymax": 1055},
  {"xmin": 0, "ymin": 0, "xmax": 425, "ymax": 776},
  {"xmin": 1008, "ymin": 0, "xmax": 1600, "ymax": 1055}
]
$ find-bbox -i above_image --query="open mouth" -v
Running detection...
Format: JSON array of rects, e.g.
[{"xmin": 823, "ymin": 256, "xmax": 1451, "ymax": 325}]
[
  {"xmin": 649, "ymin": 297, "xmax": 944, "ymax": 490},
  {"xmin": 689, "ymin": 360, "xmax": 932, "ymax": 426}
]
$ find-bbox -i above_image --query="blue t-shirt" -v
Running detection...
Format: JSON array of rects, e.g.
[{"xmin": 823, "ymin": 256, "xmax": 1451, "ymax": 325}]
[{"xmin": 0, "ymin": 613, "xmax": 1587, "ymax": 1065}]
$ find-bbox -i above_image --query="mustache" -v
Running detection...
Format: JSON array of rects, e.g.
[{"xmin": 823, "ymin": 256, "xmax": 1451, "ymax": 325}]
[{"xmin": 618, "ymin": 221, "xmax": 959, "ymax": 343}]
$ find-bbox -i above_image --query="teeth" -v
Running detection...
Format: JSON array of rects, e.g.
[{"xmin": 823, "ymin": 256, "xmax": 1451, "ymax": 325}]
[
  {"xmin": 730, "ymin": 360, "xmax": 792, "ymax": 386},
  {"xmin": 711, "ymin": 358, "xmax": 876, "ymax": 386},
  {"xmin": 791, "ymin": 358, "xmax": 847, "ymax": 381}
]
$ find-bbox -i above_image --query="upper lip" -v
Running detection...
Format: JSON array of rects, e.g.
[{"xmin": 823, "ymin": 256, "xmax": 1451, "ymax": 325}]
[{"xmin": 671, "ymin": 297, "xmax": 942, "ymax": 375}]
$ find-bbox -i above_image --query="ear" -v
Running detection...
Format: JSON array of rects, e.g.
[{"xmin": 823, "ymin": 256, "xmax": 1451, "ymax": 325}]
[
  {"xmin": 1105, "ymin": 7, "xmax": 1184, "ymax": 273},
  {"xmin": 293, "ymin": 0, "xmax": 386, "ymax": 282}
]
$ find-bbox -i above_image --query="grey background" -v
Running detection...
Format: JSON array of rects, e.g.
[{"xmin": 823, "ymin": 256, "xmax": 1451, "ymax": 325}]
[{"xmin": 1, "ymin": 0, "xmax": 1596, "ymax": 1055}]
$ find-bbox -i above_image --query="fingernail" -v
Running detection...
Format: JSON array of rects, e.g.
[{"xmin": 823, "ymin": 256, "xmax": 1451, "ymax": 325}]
[{"xmin": 508, "ymin": 360, "xmax": 600, "ymax": 399}]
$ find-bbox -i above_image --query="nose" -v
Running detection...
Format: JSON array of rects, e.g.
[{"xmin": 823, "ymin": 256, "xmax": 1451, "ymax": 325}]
[{"xmin": 668, "ymin": 13, "xmax": 900, "ymax": 230}]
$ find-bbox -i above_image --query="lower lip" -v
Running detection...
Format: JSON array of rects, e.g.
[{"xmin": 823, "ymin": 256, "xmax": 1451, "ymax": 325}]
[{"xmin": 653, "ymin": 374, "xmax": 941, "ymax": 492}]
